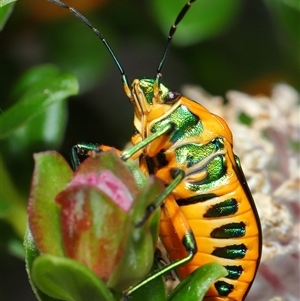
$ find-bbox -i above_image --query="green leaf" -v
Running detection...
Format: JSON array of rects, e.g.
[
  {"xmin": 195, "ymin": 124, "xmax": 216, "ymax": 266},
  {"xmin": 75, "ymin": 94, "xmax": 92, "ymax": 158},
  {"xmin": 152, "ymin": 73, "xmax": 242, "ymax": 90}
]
[
  {"xmin": 11, "ymin": 64, "xmax": 68, "ymax": 99},
  {"xmin": 129, "ymin": 259, "xmax": 167, "ymax": 301},
  {"xmin": 3, "ymin": 99, "xmax": 68, "ymax": 152},
  {"xmin": 124, "ymin": 159, "xmax": 147, "ymax": 188},
  {"xmin": 150, "ymin": 0, "xmax": 241, "ymax": 46},
  {"xmin": 0, "ymin": 220, "xmax": 25, "ymax": 259},
  {"xmin": 0, "ymin": 0, "xmax": 17, "ymax": 7},
  {"xmin": 0, "ymin": 154, "xmax": 27, "ymax": 238},
  {"xmin": 167, "ymin": 263, "xmax": 228, "ymax": 301},
  {"xmin": 24, "ymin": 225, "xmax": 60, "ymax": 301},
  {"xmin": 0, "ymin": 1, "xmax": 16, "ymax": 30},
  {"xmin": 264, "ymin": 0, "xmax": 300, "ymax": 45},
  {"xmin": 6, "ymin": 235, "xmax": 25, "ymax": 259},
  {"xmin": 0, "ymin": 154, "xmax": 24, "ymax": 215},
  {"xmin": 1, "ymin": 65, "xmax": 73, "ymax": 195},
  {"xmin": 0, "ymin": 65, "xmax": 79, "ymax": 139},
  {"xmin": 32, "ymin": 254, "xmax": 116, "ymax": 301},
  {"xmin": 28, "ymin": 151, "xmax": 73, "ymax": 256}
]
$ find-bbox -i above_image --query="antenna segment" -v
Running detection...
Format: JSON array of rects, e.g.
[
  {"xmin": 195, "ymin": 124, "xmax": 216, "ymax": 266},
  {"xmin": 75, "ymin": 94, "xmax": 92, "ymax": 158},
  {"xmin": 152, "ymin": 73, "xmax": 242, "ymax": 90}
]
[
  {"xmin": 47, "ymin": 0, "xmax": 129, "ymax": 87},
  {"xmin": 47, "ymin": 0, "xmax": 196, "ymax": 92},
  {"xmin": 156, "ymin": 0, "xmax": 196, "ymax": 76}
]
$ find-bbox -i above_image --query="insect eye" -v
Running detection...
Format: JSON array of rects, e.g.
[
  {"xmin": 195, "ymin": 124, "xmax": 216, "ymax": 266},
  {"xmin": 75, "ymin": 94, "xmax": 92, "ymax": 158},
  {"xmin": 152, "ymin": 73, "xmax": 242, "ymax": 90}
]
[{"xmin": 164, "ymin": 90, "xmax": 181, "ymax": 104}]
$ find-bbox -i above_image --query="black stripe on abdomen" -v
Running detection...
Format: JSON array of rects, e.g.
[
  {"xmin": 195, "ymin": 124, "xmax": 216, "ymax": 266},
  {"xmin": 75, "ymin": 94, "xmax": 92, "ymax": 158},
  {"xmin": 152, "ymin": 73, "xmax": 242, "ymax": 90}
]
[
  {"xmin": 215, "ymin": 280, "xmax": 234, "ymax": 296},
  {"xmin": 212, "ymin": 244, "xmax": 247, "ymax": 259},
  {"xmin": 177, "ymin": 196, "xmax": 239, "ymax": 220},
  {"xmin": 204, "ymin": 198, "xmax": 238, "ymax": 217},
  {"xmin": 210, "ymin": 222, "xmax": 246, "ymax": 239},
  {"xmin": 176, "ymin": 193, "xmax": 216, "ymax": 205},
  {"xmin": 224, "ymin": 265, "xmax": 243, "ymax": 280}
]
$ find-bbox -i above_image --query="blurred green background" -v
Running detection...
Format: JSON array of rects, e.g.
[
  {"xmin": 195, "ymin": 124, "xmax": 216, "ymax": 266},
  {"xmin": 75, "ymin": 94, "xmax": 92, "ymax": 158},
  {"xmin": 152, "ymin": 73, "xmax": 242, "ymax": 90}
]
[{"xmin": 0, "ymin": 0, "xmax": 299, "ymax": 300}]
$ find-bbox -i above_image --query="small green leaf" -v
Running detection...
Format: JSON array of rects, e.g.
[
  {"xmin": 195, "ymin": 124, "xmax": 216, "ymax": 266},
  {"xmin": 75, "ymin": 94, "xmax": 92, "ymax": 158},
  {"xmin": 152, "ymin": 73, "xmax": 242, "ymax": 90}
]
[
  {"xmin": 3, "ymin": 100, "xmax": 68, "ymax": 159},
  {"xmin": 125, "ymin": 159, "xmax": 147, "ymax": 188},
  {"xmin": 11, "ymin": 64, "xmax": 67, "ymax": 100},
  {"xmin": 0, "ymin": 65, "xmax": 78, "ymax": 139},
  {"xmin": 28, "ymin": 151, "xmax": 73, "ymax": 256},
  {"xmin": 238, "ymin": 112, "xmax": 253, "ymax": 126},
  {"xmin": 24, "ymin": 225, "xmax": 59, "ymax": 301},
  {"xmin": 167, "ymin": 263, "xmax": 228, "ymax": 301},
  {"xmin": 289, "ymin": 139, "xmax": 300, "ymax": 152},
  {"xmin": 264, "ymin": 0, "xmax": 300, "ymax": 45},
  {"xmin": 0, "ymin": 1, "xmax": 16, "ymax": 30},
  {"xmin": 0, "ymin": 154, "xmax": 27, "ymax": 238},
  {"xmin": 0, "ymin": 0, "xmax": 17, "ymax": 7},
  {"xmin": 1, "ymin": 65, "xmax": 73, "ymax": 195},
  {"xmin": 129, "ymin": 259, "xmax": 167, "ymax": 301},
  {"xmin": 1, "ymin": 220, "xmax": 25, "ymax": 259},
  {"xmin": 32, "ymin": 254, "xmax": 116, "ymax": 301},
  {"xmin": 6, "ymin": 236, "xmax": 25, "ymax": 259},
  {"xmin": 150, "ymin": 0, "xmax": 241, "ymax": 46}
]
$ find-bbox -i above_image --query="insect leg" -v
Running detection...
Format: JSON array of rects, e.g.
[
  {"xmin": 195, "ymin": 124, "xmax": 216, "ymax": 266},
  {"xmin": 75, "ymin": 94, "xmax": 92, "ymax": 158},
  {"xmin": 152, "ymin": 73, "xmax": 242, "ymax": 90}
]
[
  {"xmin": 135, "ymin": 168, "xmax": 184, "ymax": 227},
  {"xmin": 71, "ymin": 140, "xmax": 124, "ymax": 170},
  {"xmin": 71, "ymin": 142, "xmax": 106, "ymax": 170},
  {"xmin": 70, "ymin": 121, "xmax": 175, "ymax": 170},
  {"xmin": 124, "ymin": 192, "xmax": 197, "ymax": 299},
  {"xmin": 121, "ymin": 122, "xmax": 176, "ymax": 161}
]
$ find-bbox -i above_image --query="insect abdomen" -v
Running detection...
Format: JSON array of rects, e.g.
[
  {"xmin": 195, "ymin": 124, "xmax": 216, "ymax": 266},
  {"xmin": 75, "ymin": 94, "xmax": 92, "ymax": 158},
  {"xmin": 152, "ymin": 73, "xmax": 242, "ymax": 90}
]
[
  {"xmin": 160, "ymin": 174, "xmax": 261, "ymax": 300},
  {"xmin": 153, "ymin": 100, "xmax": 261, "ymax": 300}
]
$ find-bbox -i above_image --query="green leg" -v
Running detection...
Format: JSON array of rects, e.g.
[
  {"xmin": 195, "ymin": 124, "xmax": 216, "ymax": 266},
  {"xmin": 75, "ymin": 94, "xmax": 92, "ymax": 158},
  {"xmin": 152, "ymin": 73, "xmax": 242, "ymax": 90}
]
[
  {"xmin": 70, "ymin": 122, "xmax": 175, "ymax": 170},
  {"xmin": 121, "ymin": 122, "xmax": 175, "ymax": 161},
  {"xmin": 123, "ymin": 250, "xmax": 195, "ymax": 300},
  {"xmin": 123, "ymin": 169, "xmax": 197, "ymax": 300},
  {"xmin": 135, "ymin": 168, "xmax": 184, "ymax": 227},
  {"xmin": 71, "ymin": 142, "xmax": 101, "ymax": 170}
]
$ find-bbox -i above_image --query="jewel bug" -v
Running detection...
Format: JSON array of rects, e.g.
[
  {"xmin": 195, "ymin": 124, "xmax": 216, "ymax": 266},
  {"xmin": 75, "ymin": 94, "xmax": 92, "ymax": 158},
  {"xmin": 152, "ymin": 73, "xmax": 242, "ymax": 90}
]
[{"xmin": 46, "ymin": 0, "xmax": 262, "ymax": 300}]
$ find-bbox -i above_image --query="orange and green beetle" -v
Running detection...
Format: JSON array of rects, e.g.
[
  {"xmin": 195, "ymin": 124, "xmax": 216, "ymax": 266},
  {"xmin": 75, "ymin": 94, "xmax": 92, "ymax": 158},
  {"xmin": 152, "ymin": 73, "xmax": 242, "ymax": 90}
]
[{"xmin": 48, "ymin": 0, "xmax": 262, "ymax": 300}]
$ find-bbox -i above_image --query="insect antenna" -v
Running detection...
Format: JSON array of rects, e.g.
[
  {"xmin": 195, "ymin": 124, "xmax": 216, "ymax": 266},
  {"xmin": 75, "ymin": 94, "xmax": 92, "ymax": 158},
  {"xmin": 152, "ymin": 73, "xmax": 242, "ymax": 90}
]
[
  {"xmin": 155, "ymin": 0, "xmax": 196, "ymax": 91},
  {"xmin": 46, "ymin": 0, "xmax": 132, "ymax": 97}
]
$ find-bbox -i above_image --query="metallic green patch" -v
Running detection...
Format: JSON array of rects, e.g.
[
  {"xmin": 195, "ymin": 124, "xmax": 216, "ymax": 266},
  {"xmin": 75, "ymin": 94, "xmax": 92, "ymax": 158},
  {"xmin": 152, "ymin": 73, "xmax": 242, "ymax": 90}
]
[
  {"xmin": 204, "ymin": 156, "xmax": 226, "ymax": 183},
  {"xmin": 203, "ymin": 198, "xmax": 238, "ymax": 218},
  {"xmin": 224, "ymin": 265, "xmax": 243, "ymax": 280},
  {"xmin": 187, "ymin": 155, "xmax": 227, "ymax": 192},
  {"xmin": 175, "ymin": 137, "xmax": 224, "ymax": 167},
  {"xmin": 215, "ymin": 280, "xmax": 234, "ymax": 296},
  {"xmin": 210, "ymin": 222, "xmax": 246, "ymax": 239},
  {"xmin": 212, "ymin": 244, "xmax": 247, "ymax": 259},
  {"xmin": 139, "ymin": 79, "xmax": 169, "ymax": 104},
  {"xmin": 150, "ymin": 105, "xmax": 203, "ymax": 143},
  {"xmin": 182, "ymin": 231, "xmax": 197, "ymax": 253}
]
